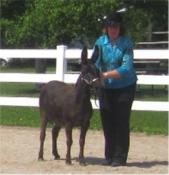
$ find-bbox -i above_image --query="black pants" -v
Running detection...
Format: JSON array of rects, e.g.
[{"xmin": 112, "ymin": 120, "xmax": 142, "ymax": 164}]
[{"xmin": 99, "ymin": 83, "xmax": 136, "ymax": 163}]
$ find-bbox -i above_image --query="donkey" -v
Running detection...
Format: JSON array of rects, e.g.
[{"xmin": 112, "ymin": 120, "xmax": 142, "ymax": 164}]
[{"xmin": 38, "ymin": 46, "xmax": 100, "ymax": 165}]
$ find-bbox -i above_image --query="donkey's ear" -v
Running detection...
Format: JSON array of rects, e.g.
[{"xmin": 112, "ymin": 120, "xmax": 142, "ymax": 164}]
[
  {"xmin": 81, "ymin": 46, "xmax": 88, "ymax": 65},
  {"xmin": 90, "ymin": 45, "xmax": 99, "ymax": 64}
]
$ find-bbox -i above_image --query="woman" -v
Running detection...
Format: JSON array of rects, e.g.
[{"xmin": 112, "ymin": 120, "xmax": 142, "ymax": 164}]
[{"xmin": 94, "ymin": 12, "xmax": 137, "ymax": 167}]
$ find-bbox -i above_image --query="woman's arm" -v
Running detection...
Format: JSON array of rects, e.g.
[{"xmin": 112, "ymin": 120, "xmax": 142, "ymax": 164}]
[
  {"xmin": 102, "ymin": 70, "xmax": 121, "ymax": 79},
  {"xmin": 103, "ymin": 38, "xmax": 134, "ymax": 79}
]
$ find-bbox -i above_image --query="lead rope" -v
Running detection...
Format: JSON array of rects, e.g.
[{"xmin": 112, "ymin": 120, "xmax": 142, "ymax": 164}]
[
  {"xmin": 94, "ymin": 44, "xmax": 105, "ymax": 108},
  {"xmin": 94, "ymin": 90, "xmax": 99, "ymax": 108},
  {"xmin": 93, "ymin": 45, "xmax": 103, "ymax": 108}
]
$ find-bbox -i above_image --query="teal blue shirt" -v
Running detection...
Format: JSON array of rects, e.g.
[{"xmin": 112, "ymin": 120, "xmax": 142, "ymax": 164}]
[{"xmin": 95, "ymin": 35, "xmax": 137, "ymax": 89}]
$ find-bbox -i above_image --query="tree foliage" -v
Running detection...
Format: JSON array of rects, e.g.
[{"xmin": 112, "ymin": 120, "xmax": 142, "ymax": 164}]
[
  {"xmin": 0, "ymin": 0, "xmax": 168, "ymax": 48},
  {"xmin": 2, "ymin": 0, "xmax": 120, "ymax": 48}
]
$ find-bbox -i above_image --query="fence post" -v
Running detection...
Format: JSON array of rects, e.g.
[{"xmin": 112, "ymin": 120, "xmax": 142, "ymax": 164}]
[{"xmin": 56, "ymin": 45, "xmax": 67, "ymax": 82}]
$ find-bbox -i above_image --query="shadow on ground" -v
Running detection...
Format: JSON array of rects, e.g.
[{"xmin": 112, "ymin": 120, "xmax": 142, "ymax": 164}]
[{"xmin": 83, "ymin": 157, "xmax": 168, "ymax": 168}]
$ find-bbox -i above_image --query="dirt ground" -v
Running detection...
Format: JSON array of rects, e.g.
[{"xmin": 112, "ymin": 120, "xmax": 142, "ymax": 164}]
[{"xmin": 0, "ymin": 126, "xmax": 168, "ymax": 174}]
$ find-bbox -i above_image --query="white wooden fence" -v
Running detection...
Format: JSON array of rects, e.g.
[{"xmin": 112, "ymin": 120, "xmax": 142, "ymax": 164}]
[{"xmin": 0, "ymin": 45, "xmax": 168, "ymax": 111}]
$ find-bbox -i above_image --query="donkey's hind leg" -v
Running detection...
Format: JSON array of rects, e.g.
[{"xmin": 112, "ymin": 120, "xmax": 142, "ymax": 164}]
[
  {"xmin": 52, "ymin": 125, "xmax": 61, "ymax": 159},
  {"xmin": 38, "ymin": 111, "xmax": 48, "ymax": 161}
]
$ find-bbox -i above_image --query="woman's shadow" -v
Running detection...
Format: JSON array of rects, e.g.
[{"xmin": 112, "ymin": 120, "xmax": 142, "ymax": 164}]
[{"xmin": 84, "ymin": 156, "xmax": 168, "ymax": 168}]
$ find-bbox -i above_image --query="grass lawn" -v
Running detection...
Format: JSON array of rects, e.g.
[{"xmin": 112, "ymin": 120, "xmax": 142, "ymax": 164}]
[
  {"xmin": 0, "ymin": 64, "xmax": 56, "ymax": 73},
  {"xmin": 0, "ymin": 107, "xmax": 168, "ymax": 135},
  {"xmin": 0, "ymin": 83, "xmax": 39, "ymax": 97}
]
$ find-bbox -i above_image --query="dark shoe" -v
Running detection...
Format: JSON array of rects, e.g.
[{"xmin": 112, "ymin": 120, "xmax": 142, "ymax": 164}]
[
  {"xmin": 102, "ymin": 159, "xmax": 113, "ymax": 165},
  {"xmin": 111, "ymin": 161, "xmax": 126, "ymax": 167}
]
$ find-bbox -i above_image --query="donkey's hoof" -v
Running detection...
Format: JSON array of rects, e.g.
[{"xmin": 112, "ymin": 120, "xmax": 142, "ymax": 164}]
[
  {"xmin": 66, "ymin": 160, "xmax": 72, "ymax": 165},
  {"xmin": 38, "ymin": 157, "xmax": 44, "ymax": 161},
  {"xmin": 54, "ymin": 155, "xmax": 60, "ymax": 160},
  {"xmin": 80, "ymin": 162, "xmax": 86, "ymax": 166},
  {"xmin": 79, "ymin": 160, "xmax": 86, "ymax": 166}
]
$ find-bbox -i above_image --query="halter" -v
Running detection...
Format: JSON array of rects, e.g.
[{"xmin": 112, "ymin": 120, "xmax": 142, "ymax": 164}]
[{"xmin": 80, "ymin": 73, "xmax": 99, "ymax": 86}]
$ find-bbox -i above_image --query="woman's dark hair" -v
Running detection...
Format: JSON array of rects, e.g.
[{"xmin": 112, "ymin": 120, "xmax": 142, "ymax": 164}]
[{"xmin": 103, "ymin": 12, "xmax": 125, "ymax": 36}]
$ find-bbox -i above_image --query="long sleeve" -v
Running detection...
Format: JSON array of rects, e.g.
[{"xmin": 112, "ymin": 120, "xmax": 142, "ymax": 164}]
[
  {"xmin": 93, "ymin": 35, "xmax": 137, "ymax": 89},
  {"xmin": 116, "ymin": 40, "xmax": 134, "ymax": 76}
]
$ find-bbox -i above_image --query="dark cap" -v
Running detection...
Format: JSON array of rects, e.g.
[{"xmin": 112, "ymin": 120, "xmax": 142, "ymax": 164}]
[{"xmin": 105, "ymin": 12, "xmax": 123, "ymax": 27}]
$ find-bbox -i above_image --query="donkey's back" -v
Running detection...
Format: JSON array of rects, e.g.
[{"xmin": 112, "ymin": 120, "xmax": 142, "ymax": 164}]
[{"xmin": 39, "ymin": 80, "xmax": 76, "ymax": 124}]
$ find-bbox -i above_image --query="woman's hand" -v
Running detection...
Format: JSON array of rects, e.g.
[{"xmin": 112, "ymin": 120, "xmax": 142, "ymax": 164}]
[{"xmin": 102, "ymin": 70, "xmax": 121, "ymax": 79}]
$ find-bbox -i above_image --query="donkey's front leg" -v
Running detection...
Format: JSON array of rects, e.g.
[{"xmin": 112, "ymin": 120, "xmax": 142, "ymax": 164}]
[
  {"xmin": 79, "ymin": 123, "xmax": 89, "ymax": 165},
  {"xmin": 65, "ymin": 125, "xmax": 73, "ymax": 165}
]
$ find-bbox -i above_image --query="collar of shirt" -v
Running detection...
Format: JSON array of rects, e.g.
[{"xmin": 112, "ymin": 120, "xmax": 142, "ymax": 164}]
[{"xmin": 102, "ymin": 34, "xmax": 122, "ymax": 46}]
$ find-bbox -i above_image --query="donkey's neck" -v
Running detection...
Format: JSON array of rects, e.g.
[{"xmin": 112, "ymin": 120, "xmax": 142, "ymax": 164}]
[{"xmin": 75, "ymin": 79, "xmax": 90, "ymax": 103}]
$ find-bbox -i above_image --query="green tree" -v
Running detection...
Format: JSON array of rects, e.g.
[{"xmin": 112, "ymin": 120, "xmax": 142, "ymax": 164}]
[
  {"xmin": 0, "ymin": 0, "xmax": 34, "ymax": 48},
  {"xmin": 6, "ymin": 0, "xmax": 121, "ymax": 48},
  {"xmin": 1, "ymin": 0, "xmax": 168, "ymax": 49},
  {"xmin": 123, "ymin": 0, "xmax": 168, "ymax": 42}
]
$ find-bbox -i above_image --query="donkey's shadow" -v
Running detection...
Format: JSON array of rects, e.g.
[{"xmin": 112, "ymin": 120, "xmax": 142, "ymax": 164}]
[{"xmin": 83, "ymin": 157, "xmax": 168, "ymax": 168}]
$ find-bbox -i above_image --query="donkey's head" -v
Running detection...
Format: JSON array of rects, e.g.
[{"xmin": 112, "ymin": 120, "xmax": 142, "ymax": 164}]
[{"xmin": 77, "ymin": 45, "xmax": 101, "ymax": 88}]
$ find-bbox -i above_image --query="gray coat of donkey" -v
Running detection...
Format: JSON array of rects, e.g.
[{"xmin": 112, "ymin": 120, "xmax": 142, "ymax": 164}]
[{"xmin": 38, "ymin": 46, "xmax": 100, "ymax": 165}]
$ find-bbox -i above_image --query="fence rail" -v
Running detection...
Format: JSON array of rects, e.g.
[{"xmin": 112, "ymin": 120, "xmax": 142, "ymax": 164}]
[
  {"xmin": 0, "ymin": 97, "xmax": 168, "ymax": 111},
  {"xmin": 0, "ymin": 45, "xmax": 168, "ymax": 111},
  {"xmin": 1, "ymin": 48, "xmax": 169, "ymax": 59},
  {"xmin": 0, "ymin": 73, "xmax": 168, "ymax": 85}
]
